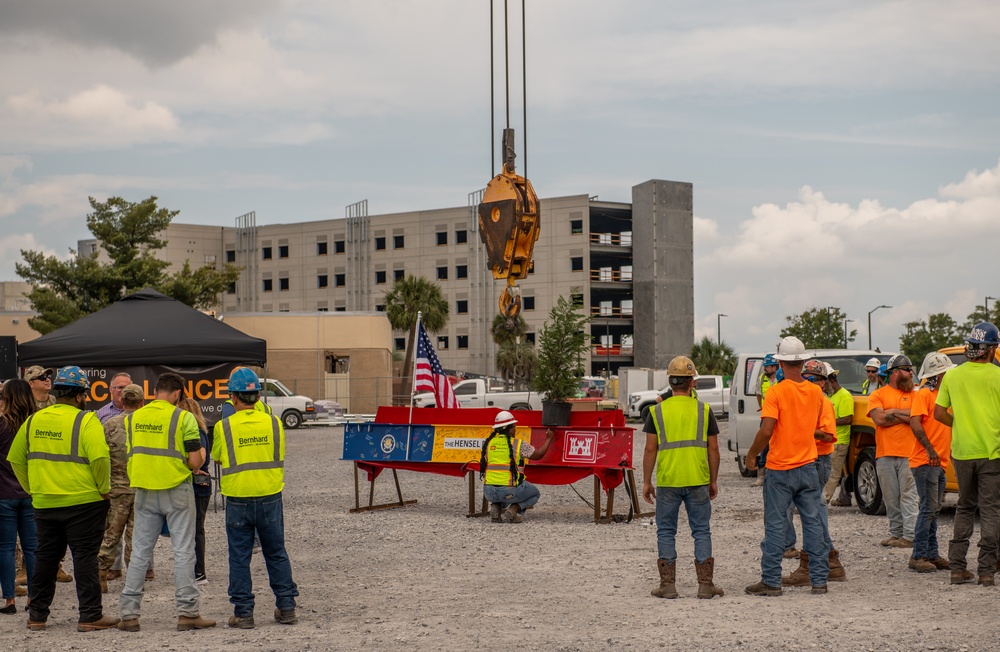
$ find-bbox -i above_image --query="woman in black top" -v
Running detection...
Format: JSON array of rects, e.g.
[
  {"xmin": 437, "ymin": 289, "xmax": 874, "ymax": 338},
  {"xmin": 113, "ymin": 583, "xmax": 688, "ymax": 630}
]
[{"xmin": 0, "ymin": 380, "xmax": 37, "ymax": 613}]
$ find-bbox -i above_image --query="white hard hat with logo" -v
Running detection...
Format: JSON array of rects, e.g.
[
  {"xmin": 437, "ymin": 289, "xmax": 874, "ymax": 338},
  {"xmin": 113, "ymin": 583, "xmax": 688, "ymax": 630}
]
[
  {"xmin": 918, "ymin": 352, "xmax": 957, "ymax": 380},
  {"xmin": 493, "ymin": 410, "xmax": 517, "ymax": 428},
  {"xmin": 865, "ymin": 357, "xmax": 881, "ymax": 369},
  {"xmin": 774, "ymin": 336, "xmax": 810, "ymax": 361}
]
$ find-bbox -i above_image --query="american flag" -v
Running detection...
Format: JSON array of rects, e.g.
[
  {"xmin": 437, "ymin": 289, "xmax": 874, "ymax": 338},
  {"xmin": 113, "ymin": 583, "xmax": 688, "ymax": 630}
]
[{"xmin": 414, "ymin": 321, "xmax": 459, "ymax": 409}]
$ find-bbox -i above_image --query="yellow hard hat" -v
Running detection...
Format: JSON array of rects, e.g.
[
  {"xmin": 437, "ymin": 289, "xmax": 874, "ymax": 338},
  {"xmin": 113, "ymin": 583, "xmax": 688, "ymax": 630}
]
[{"xmin": 667, "ymin": 356, "xmax": 697, "ymax": 377}]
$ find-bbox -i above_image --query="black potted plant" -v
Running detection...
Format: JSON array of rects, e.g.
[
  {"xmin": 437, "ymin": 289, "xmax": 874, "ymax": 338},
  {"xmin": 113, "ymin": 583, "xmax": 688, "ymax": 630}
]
[{"xmin": 531, "ymin": 294, "xmax": 591, "ymax": 426}]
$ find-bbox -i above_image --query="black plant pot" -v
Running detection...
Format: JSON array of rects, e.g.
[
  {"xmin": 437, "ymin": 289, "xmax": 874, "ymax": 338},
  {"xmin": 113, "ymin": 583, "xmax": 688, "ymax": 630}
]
[{"xmin": 541, "ymin": 400, "xmax": 572, "ymax": 427}]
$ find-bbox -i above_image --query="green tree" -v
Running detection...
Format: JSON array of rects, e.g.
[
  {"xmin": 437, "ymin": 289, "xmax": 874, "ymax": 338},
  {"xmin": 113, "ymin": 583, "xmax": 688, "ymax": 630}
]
[
  {"xmin": 16, "ymin": 195, "xmax": 240, "ymax": 334},
  {"xmin": 531, "ymin": 294, "xmax": 591, "ymax": 402},
  {"xmin": 780, "ymin": 306, "xmax": 857, "ymax": 350},
  {"xmin": 383, "ymin": 275, "xmax": 450, "ymax": 402},
  {"xmin": 492, "ymin": 313, "xmax": 536, "ymax": 390},
  {"xmin": 899, "ymin": 313, "xmax": 963, "ymax": 364},
  {"xmin": 962, "ymin": 300, "xmax": 1000, "ymax": 333},
  {"xmin": 690, "ymin": 336, "xmax": 736, "ymax": 376}
]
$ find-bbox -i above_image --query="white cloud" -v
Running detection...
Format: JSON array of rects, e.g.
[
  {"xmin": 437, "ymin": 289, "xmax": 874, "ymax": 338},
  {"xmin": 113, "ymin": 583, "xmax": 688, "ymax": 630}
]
[{"xmin": 940, "ymin": 159, "xmax": 1000, "ymax": 199}]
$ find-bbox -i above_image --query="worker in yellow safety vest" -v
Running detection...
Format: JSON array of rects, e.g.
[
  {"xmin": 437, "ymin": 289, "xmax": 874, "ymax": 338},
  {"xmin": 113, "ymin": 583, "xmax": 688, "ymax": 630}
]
[
  {"xmin": 642, "ymin": 356, "xmax": 723, "ymax": 600},
  {"xmin": 118, "ymin": 372, "xmax": 214, "ymax": 633},
  {"xmin": 6, "ymin": 365, "xmax": 120, "ymax": 631},
  {"xmin": 213, "ymin": 368, "xmax": 298, "ymax": 630},
  {"xmin": 479, "ymin": 411, "xmax": 555, "ymax": 523},
  {"xmin": 221, "ymin": 367, "xmax": 273, "ymax": 420}
]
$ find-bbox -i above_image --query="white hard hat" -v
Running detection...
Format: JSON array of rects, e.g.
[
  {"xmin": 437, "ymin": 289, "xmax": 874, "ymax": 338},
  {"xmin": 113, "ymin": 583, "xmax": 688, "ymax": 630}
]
[
  {"xmin": 493, "ymin": 410, "xmax": 517, "ymax": 428},
  {"xmin": 918, "ymin": 352, "xmax": 957, "ymax": 381},
  {"xmin": 865, "ymin": 357, "xmax": 880, "ymax": 369},
  {"xmin": 823, "ymin": 362, "xmax": 838, "ymax": 377},
  {"xmin": 774, "ymin": 336, "xmax": 810, "ymax": 361}
]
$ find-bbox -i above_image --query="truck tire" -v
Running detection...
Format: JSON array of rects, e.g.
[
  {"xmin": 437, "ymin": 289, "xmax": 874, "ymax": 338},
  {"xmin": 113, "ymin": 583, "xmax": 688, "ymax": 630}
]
[
  {"xmin": 639, "ymin": 403, "xmax": 654, "ymax": 423},
  {"xmin": 509, "ymin": 403, "xmax": 532, "ymax": 411},
  {"xmin": 282, "ymin": 409, "xmax": 303, "ymax": 430},
  {"xmin": 853, "ymin": 447, "xmax": 885, "ymax": 515},
  {"xmin": 736, "ymin": 454, "xmax": 758, "ymax": 478}
]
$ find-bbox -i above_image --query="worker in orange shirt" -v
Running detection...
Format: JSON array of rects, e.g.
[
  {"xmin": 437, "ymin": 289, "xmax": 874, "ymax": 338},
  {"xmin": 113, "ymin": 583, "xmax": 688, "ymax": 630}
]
[
  {"xmin": 867, "ymin": 354, "xmax": 919, "ymax": 548},
  {"xmin": 744, "ymin": 337, "xmax": 835, "ymax": 596}
]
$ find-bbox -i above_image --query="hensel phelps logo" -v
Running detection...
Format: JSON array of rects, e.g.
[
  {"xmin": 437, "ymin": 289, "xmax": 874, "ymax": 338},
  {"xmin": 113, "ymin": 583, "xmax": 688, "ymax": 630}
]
[{"xmin": 443, "ymin": 438, "xmax": 485, "ymax": 450}]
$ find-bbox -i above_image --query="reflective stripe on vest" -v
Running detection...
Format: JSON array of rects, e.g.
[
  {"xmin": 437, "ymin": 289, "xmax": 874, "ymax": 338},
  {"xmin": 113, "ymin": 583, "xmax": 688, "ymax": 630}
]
[
  {"xmin": 24, "ymin": 412, "xmax": 90, "ymax": 465},
  {"xmin": 652, "ymin": 399, "xmax": 707, "ymax": 451},
  {"xmin": 126, "ymin": 408, "xmax": 186, "ymax": 461},
  {"xmin": 219, "ymin": 416, "xmax": 284, "ymax": 477}
]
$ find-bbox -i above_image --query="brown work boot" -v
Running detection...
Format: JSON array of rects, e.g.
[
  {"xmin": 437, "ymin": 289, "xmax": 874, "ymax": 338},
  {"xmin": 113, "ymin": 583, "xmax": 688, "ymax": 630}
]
[
  {"xmin": 15, "ymin": 585, "xmax": 27, "ymax": 597},
  {"xmin": 830, "ymin": 492, "xmax": 852, "ymax": 507},
  {"xmin": 56, "ymin": 564, "xmax": 73, "ymax": 583},
  {"xmin": 145, "ymin": 569, "xmax": 155, "ymax": 581},
  {"xmin": 15, "ymin": 568, "xmax": 26, "ymax": 586},
  {"xmin": 744, "ymin": 581, "xmax": 781, "ymax": 596},
  {"xmin": 782, "ymin": 547, "xmax": 800, "ymax": 559},
  {"xmin": 505, "ymin": 504, "xmax": 523, "ymax": 524},
  {"xmin": 77, "ymin": 615, "xmax": 121, "ymax": 631},
  {"xmin": 117, "ymin": 618, "xmax": 140, "ymax": 632},
  {"xmin": 99, "ymin": 569, "xmax": 108, "ymax": 594},
  {"xmin": 274, "ymin": 608, "xmax": 298, "ymax": 624},
  {"xmin": 695, "ymin": 557, "xmax": 724, "ymax": 599},
  {"xmin": 889, "ymin": 538, "xmax": 913, "ymax": 548},
  {"xmin": 650, "ymin": 559, "xmax": 678, "ymax": 599},
  {"xmin": 828, "ymin": 549, "xmax": 847, "ymax": 582},
  {"xmin": 880, "ymin": 536, "xmax": 899, "ymax": 547},
  {"xmin": 489, "ymin": 503, "xmax": 502, "ymax": 523},
  {"xmin": 782, "ymin": 551, "xmax": 810, "ymax": 586},
  {"xmin": 228, "ymin": 614, "xmax": 255, "ymax": 629},
  {"xmin": 908, "ymin": 557, "xmax": 936, "ymax": 573},
  {"xmin": 27, "ymin": 619, "xmax": 46, "ymax": 631},
  {"xmin": 951, "ymin": 569, "xmax": 975, "ymax": 585},
  {"xmin": 177, "ymin": 615, "xmax": 216, "ymax": 631},
  {"xmin": 106, "ymin": 569, "xmax": 122, "ymax": 581},
  {"xmin": 930, "ymin": 556, "xmax": 950, "ymax": 570},
  {"xmin": 978, "ymin": 574, "xmax": 995, "ymax": 587}
]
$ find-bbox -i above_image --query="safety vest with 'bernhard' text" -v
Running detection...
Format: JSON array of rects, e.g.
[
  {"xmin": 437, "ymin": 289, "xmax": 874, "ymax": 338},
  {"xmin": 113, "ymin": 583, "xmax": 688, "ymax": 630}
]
[
  {"xmin": 126, "ymin": 400, "xmax": 197, "ymax": 490},
  {"xmin": 213, "ymin": 409, "xmax": 285, "ymax": 498}
]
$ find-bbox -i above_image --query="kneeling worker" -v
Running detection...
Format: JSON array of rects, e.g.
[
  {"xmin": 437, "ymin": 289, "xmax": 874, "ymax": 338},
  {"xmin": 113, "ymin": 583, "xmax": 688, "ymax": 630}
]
[
  {"xmin": 480, "ymin": 411, "xmax": 555, "ymax": 523},
  {"xmin": 214, "ymin": 368, "xmax": 299, "ymax": 629},
  {"xmin": 642, "ymin": 356, "xmax": 723, "ymax": 599}
]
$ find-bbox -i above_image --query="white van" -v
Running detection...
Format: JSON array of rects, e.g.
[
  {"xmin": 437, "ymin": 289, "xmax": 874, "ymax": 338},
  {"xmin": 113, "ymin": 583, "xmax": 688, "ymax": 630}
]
[
  {"xmin": 260, "ymin": 378, "xmax": 318, "ymax": 429},
  {"xmin": 727, "ymin": 349, "xmax": 892, "ymax": 477}
]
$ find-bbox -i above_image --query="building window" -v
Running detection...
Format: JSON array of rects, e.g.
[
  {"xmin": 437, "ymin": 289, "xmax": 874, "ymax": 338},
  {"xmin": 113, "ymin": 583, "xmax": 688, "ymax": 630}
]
[
  {"xmin": 279, "ymin": 278, "xmax": 289, "ymax": 291},
  {"xmin": 571, "ymin": 257, "xmax": 583, "ymax": 271},
  {"xmin": 437, "ymin": 336, "xmax": 448, "ymax": 350},
  {"xmin": 375, "ymin": 270, "xmax": 387, "ymax": 284},
  {"xmin": 456, "ymin": 265, "xmax": 467, "ymax": 279},
  {"xmin": 457, "ymin": 335, "xmax": 469, "ymax": 349},
  {"xmin": 436, "ymin": 232, "xmax": 448, "ymax": 246},
  {"xmin": 335, "ymin": 240, "xmax": 345, "ymax": 254},
  {"xmin": 570, "ymin": 219, "xmax": 583, "ymax": 235},
  {"xmin": 456, "ymin": 300, "xmax": 468, "ymax": 314},
  {"xmin": 226, "ymin": 250, "xmax": 236, "ymax": 263},
  {"xmin": 317, "ymin": 307, "xmax": 329, "ymax": 312},
  {"xmin": 395, "ymin": 337, "xmax": 406, "ymax": 351},
  {"xmin": 317, "ymin": 242, "xmax": 328, "ymax": 255},
  {"xmin": 571, "ymin": 292, "xmax": 584, "ymax": 306},
  {"xmin": 393, "ymin": 235, "xmax": 405, "ymax": 249},
  {"xmin": 375, "ymin": 237, "xmax": 386, "ymax": 250},
  {"xmin": 317, "ymin": 275, "xmax": 328, "ymax": 288},
  {"xmin": 437, "ymin": 266, "xmax": 448, "ymax": 280},
  {"xmin": 376, "ymin": 304, "xmax": 385, "ymax": 312},
  {"xmin": 262, "ymin": 247, "xmax": 272, "ymax": 260},
  {"xmin": 335, "ymin": 273, "xmax": 346, "ymax": 287},
  {"xmin": 526, "ymin": 332, "xmax": 536, "ymax": 344},
  {"xmin": 394, "ymin": 269, "xmax": 405, "ymax": 281},
  {"xmin": 523, "ymin": 296, "xmax": 535, "ymax": 311},
  {"xmin": 263, "ymin": 279, "xmax": 273, "ymax": 292},
  {"xmin": 279, "ymin": 245, "xmax": 289, "ymax": 258},
  {"xmin": 335, "ymin": 306, "xmax": 346, "ymax": 312},
  {"xmin": 456, "ymin": 229, "xmax": 467, "ymax": 244},
  {"xmin": 528, "ymin": 261, "xmax": 535, "ymax": 274},
  {"xmin": 227, "ymin": 282, "xmax": 236, "ymax": 294}
]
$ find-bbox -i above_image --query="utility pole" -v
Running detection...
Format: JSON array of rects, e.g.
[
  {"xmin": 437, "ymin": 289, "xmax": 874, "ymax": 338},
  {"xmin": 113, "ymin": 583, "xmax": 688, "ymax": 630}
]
[
  {"xmin": 844, "ymin": 318, "xmax": 854, "ymax": 348},
  {"xmin": 717, "ymin": 313, "xmax": 727, "ymax": 346},
  {"xmin": 868, "ymin": 305, "xmax": 891, "ymax": 350}
]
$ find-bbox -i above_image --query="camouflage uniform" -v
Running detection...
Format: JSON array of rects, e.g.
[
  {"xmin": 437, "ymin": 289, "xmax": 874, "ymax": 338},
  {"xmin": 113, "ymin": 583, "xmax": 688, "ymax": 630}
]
[{"xmin": 98, "ymin": 413, "xmax": 136, "ymax": 572}]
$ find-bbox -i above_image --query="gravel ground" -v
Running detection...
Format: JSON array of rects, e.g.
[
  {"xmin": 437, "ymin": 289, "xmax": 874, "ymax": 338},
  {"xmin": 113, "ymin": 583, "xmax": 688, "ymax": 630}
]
[{"xmin": 3, "ymin": 420, "xmax": 996, "ymax": 651}]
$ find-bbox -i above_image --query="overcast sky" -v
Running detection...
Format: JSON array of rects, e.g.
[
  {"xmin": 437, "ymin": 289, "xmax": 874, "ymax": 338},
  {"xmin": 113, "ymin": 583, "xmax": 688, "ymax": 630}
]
[{"xmin": 2, "ymin": 0, "xmax": 999, "ymax": 354}]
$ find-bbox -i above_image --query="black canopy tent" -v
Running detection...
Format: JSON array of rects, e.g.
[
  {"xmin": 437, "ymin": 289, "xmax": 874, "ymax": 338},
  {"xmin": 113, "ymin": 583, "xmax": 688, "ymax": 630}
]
[{"xmin": 17, "ymin": 289, "xmax": 267, "ymax": 427}]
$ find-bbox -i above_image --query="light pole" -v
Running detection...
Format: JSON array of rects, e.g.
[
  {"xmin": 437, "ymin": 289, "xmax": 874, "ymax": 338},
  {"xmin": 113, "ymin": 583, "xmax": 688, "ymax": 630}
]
[
  {"xmin": 717, "ymin": 313, "xmax": 727, "ymax": 346},
  {"xmin": 844, "ymin": 318, "xmax": 854, "ymax": 348},
  {"xmin": 986, "ymin": 296, "xmax": 997, "ymax": 319},
  {"xmin": 868, "ymin": 305, "xmax": 891, "ymax": 350}
]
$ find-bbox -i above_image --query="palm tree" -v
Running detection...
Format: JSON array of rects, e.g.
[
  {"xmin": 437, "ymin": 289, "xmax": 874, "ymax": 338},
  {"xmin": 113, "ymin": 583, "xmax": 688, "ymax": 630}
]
[
  {"xmin": 492, "ymin": 313, "xmax": 536, "ymax": 389},
  {"xmin": 383, "ymin": 275, "xmax": 449, "ymax": 402},
  {"xmin": 690, "ymin": 336, "xmax": 737, "ymax": 377}
]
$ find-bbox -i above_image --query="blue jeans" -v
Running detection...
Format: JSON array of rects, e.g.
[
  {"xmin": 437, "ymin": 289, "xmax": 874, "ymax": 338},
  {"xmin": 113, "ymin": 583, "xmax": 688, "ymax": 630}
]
[
  {"xmin": 762, "ymin": 463, "xmax": 830, "ymax": 587},
  {"xmin": 0, "ymin": 498, "xmax": 36, "ymax": 600},
  {"xmin": 654, "ymin": 485, "xmax": 713, "ymax": 563},
  {"xmin": 785, "ymin": 454, "xmax": 833, "ymax": 551},
  {"xmin": 483, "ymin": 482, "xmax": 541, "ymax": 510},
  {"xmin": 226, "ymin": 492, "xmax": 298, "ymax": 617},
  {"xmin": 911, "ymin": 465, "xmax": 945, "ymax": 560},
  {"xmin": 121, "ymin": 482, "xmax": 200, "ymax": 619},
  {"xmin": 876, "ymin": 456, "xmax": 918, "ymax": 540}
]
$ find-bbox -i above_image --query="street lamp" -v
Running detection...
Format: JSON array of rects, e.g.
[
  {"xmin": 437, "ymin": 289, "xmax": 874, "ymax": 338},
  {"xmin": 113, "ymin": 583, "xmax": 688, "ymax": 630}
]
[
  {"xmin": 717, "ymin": 313, "xmax": 727, "ymax": 346},
  {"xmin": 868, "ymin": 305, "xmax": 891, "ymax": 350},
  {"xmin": 844, "ymin": 318, "xmax": 854, "ymax": 348}
]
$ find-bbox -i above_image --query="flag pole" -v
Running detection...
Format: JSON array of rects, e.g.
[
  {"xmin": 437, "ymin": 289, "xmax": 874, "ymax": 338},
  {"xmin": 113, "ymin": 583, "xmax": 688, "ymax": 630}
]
[{"xmin": 406, "ymin": 311, "xmax": 422, "ymax": 462}]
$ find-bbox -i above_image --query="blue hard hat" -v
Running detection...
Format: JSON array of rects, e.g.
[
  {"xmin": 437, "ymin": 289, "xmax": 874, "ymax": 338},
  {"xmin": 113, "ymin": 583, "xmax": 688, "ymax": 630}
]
[
  {"xmin": 53, "ymin": 366, "xmax": 89, "ymax": 389},
  {"xmin": 877, "ymin": 364, "xmax": 888, "ymax": 379},
  {"xmin": 775, "ymin": 367, "xmax": 784, "ymax": 382},
  {"xmin": 966, "ymin": 322, "xmax": 1000, "ymax": 346},
  {"xmin": 228, "ymin": 368, "xmax": 261, "ymax": 392},
  {"xmin": 762, "ymin": 354, "xmax": 778, "ymax": 367}
]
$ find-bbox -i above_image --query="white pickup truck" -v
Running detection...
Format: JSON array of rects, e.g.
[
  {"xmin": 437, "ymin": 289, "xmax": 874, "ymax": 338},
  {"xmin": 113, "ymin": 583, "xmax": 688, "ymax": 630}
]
[
  {"xmin": 627, "ymin": 375, "xmax": 728, "ymax": 421},
  {"xmin": 413, "ymin": 378, "xmax": 543, "ymax": 411},
  {"xmin": 260, "ymin": 378, "xmax": 318, "ymax": 429}
]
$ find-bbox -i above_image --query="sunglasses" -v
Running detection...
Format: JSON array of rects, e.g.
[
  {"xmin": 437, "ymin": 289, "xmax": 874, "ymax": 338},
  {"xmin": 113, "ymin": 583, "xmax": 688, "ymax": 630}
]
[
  {"xmin": 896, "ymin": 368, "xmax": 914, "ymax": 374},
  {"xmin": 33, "ymin": 374, "xmax": 52, "ymax": 381},
  {"xmin": 803, "ymin": 375, "xmax": 826, "ymax": 382}
]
